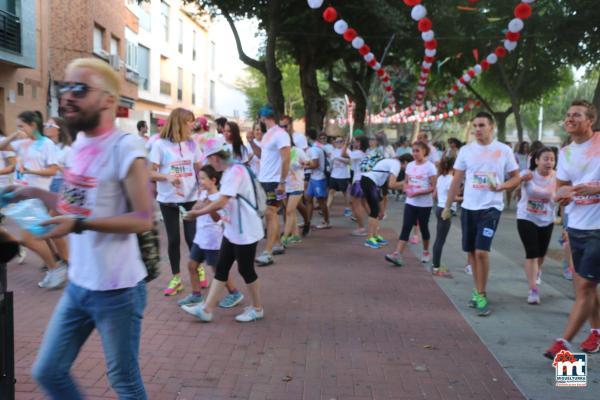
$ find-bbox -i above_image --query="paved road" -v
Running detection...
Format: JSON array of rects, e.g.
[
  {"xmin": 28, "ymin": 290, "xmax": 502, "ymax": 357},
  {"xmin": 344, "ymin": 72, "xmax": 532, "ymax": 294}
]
[{"xmin": 8, "ymin": 203, "xmax": 524, "ymax": 400}]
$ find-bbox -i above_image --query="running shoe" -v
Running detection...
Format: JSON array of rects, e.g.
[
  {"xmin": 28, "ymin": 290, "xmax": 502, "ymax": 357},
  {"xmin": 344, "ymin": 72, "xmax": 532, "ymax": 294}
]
[
  {"xmin": 409, "ymin": 234, "xmax": 419, "ymax": 244},
  {"xmin": 17, "ymin": 247, "xmax": 27, "ymax": 264},
  {"xmin": 280, "ymin": 236, "xmax": 290, "ymax": 248},
  {"xmin": 219, "ymin": 291, "xmax": 244, "ymax": 308},
  {"xmin": 527, "ymin": 288, "xmax": 540, "ymax": 305},
  {"xmin": 343, "ymin": 208, "xmax": 352, "ymax": 217},
  {"xmin": 536, "ymin": 270, "xmax": 542, "ymax": 285},
  {"xmin": 544, "ymin": 339, "xmax": 570, "ymax": 360},
  {"xmin": 580, "ymin": 330, "xmax": 600, "ymax": 353},
  {"xmin": 182, "ymin": 304, "xmax": 213, "ymax": 322},
  {"xmin": 302, "ymin": 224, "xmax": 311, "ymax": 237},
  {"xmin": 351, "ymin": 228, "xmax": 367, "ymax": 237},
  {"xmin": 289, "ymin": 235, "xmax": 302, "ymax": 244},
  {"xmin": 374, "ymin": 235, "xmax": 388, "ymax": 246},
  {"xmin": 38, "ymin": 264, "xmax": 68, "ymax": 289},
  {"xmin": 432, "ymin": 266, "xmax": 452, "ymax": 278},
  {"xmin": 364, "ymin": 238, "xmax": 380, "ymax": 249},
  {"xmin": 475, "ymin": 294, "xmax": 491, "ymax": 316},
  {"xmin": 350, "ymin": 216, "xmax": 358, "ymax": 222},
  {"xmin": 464, "ymin": 264, "xmax": 473, "ymax": 275},
  {"xmin": 164, "ymin": 276, "xmax": 183, "ymax": 296},
  {"xmin": 316, "ymin": 222, "xmax": 332, "ymax": 229},
  {"xmin": 385, "ymin": 252, "xmax": 403, "ymax": 266},
  {"xmin": 235, "ymin": 306, "xmax": 264, "ymax": 322},
  {"xmin": 272, "ymin": 245, "xmax": 285, "ymax": 255},
  {"xmin": 562, "ymin": 259, "xmax": 573, "ymax": 280},
  {"xmin": 421, "ymin": 251, "xmax": 431, "ymax": 263},
  {"xmin": 198, "ymin": 265, "xmax": 209, "ymax": 288},
  {"xmin": 255, "ymin": 251, "xmax": 274, "ymax": 266},
  {"xmin": 177, "ymin": 293, "xmax": 204, "ymax": 306},
  {"xmin": 468, "ymin": 289, "xmax": 478, "ymax": 308}
]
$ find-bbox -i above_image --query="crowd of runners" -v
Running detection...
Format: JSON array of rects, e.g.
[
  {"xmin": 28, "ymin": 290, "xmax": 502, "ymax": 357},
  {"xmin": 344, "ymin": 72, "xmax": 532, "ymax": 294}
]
[{"xmin": 0, "ymin": 58, "xmax": 599, "ymax": 398}]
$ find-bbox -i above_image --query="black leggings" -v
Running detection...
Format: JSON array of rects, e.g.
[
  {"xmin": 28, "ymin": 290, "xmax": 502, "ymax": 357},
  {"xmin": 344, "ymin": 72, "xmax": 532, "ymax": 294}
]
[
  {"xmin": 517, "ymin": 219, "xmax": 554, "ymax": 259},
  {"xmin": 399, "ymin": 204, "xmax": 432, "ymax": 241},
  {"xmin": 159, "ymin": 201, "xmax": 196, "ymax": 275},
  {"xmin": 214, "ymin": 237, "xmax": 259, "ymax": 284},
  {"xmin": 432, "ymin": 207, "xmax": 452, "ymax": 267},
  {"xmin": 360, "ymin": 176, "xmax": 381, "ymax": 219}
]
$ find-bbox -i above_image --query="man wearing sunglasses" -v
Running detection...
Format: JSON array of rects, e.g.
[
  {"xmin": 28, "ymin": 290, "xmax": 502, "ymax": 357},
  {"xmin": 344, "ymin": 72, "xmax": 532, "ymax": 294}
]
[{"xmin": 6, "ymin": 58, "xmax": 152, "ymax": 399}]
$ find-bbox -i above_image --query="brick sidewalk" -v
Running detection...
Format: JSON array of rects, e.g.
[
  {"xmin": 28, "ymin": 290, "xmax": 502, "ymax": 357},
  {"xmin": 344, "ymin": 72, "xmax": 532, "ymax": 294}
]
[{"xmin": 9, "ymin": 215, "xmax": 524, "ymax": 400}]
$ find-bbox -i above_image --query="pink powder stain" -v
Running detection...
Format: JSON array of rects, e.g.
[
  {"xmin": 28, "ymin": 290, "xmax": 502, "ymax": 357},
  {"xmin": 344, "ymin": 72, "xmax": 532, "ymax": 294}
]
[{"xmin": 584, "ymin": 132, "xmax": 600, "ymax": 159}]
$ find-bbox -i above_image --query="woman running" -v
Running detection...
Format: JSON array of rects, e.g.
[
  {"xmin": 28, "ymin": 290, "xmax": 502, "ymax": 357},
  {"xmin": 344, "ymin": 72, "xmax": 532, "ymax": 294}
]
[
  {"xmin": 281, "ymin": 131, "xmax": 308, "ymax": 247},
  {"xmin": 431, "ymin": 157, "xmax": 459, "ymax": 275},
  {"xmin": 516, "ymin": 147, "xmax": 557, "ymax": 304},
  {"xmin": 343, "ymin": 135, "xmax": 369, "ymax": 236},
  {"xmin": 149, "ymin": 108, "xmax": 201, "ymax": 296},
  {"xmin": 385, "ymin": 141, "xmax": 437, "ymax": 266},
  {"xmin": 182, "ymin": 137, "xmax": 264, "ymax": 323}
]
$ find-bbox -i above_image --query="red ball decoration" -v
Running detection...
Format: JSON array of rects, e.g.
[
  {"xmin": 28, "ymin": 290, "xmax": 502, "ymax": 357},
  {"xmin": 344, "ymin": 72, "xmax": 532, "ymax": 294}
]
[
  {"xmin": 418, "ymin": 18, "xmax": 433, "ymax": 32},
  {"xmin": 514, "ymin": 3, "xmax": 532, "ymax": 20},
  {"xmin": 385, "ymin": 86, "xmax": 393, "ymax": 92},
  {"xmin": 424, "ymin": 56, "xmax": 434, "ymax": 63},
  {"xmin": 506, "ymin": 31, "xmax": 521, "ymax": 42},
  {"xmin": 343, "ymin": 28, "xmax": 358, "ymax": 42},
  {"xmin": 367, "ymin": 59, "xmax": 377, "ymax": 67},
  {"xmin": 468, "ymin": 69, "xmax": 476, "ymax": 78},
  {"xmin": 447, "ymin": 93, "xmax": 454, "ymax": 98},
  {"xmin": 459, "ymin": 77, "xmax": 466, "ymax": 84},
  {"xmin": 358, "ymin": 45, "xmax": 371, "ymax": 56},
  {"xmin": 382, "ymin": 76, "xmax": 390, "ymax": 82},
  {"xmin": 376, "ymin": 68, "xmax": 385, "ymax": 77},
  {"xmin": 467, "ymin": 0, "xmax": 479, "ymax": 3},
  {"xmin": 464, "ymin": 105, "xmax": 471, "ymax": 111},
  {"xmin": 403, "ymin": 0, "xmax": 421, "ymax": 6},
  {"xmin": 424, "ymin": 39, "xmax": 438, "ymax": 50},
  {"xmin": 322, "ymin": 7, "xmax": 338, "ymax": 23},
  {"xmin": 453, "ymin": 84, "xmax": 459, "ymax": 91},
  {"xmin": 421, "ymin": 67, "xmax": 430, "ymax": 74},
  {"xmin": 481, "ymin": 60, "xmax": 490, "ymax": 70},
  {"xmin": 495, "ymin": 46, "xmax": 507, "ymax": 57},
  {"xmin": 443, "ymin": 112, "xmax": 448, "ymax": 118}
]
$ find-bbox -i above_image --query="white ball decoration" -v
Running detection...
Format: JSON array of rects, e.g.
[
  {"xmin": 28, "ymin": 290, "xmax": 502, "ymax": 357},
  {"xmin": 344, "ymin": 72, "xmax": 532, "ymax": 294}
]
[
  {"xmin": 449, "ymin": 111, "xmax": 454, "ymax": 117},
  {"xmin": 363, "ymin": 52, "xmax": 375, "ymax": 62},
  {"xmin": 372, "ymin": 62, "xmax": 381, "ymax": 70},
  {"xmin": 474, "ymin": 64, "xmax": 482, "ymax": 74},
  {"xmin": 449, "ymin": 89, "xmax": 456, "ymax": 95},
  {"xmin": 459, "ymin": 107, "xmax": 464, "ymax": 113},
  {"xmin": 504, "ymin": 40, "xmax": 518, "ymax": 52},
  {"xmin": 421, "ymin": 31, "xmax": 434, "ymax": 42},
  {"xmin": 425, "ymin": 48, "xmax": 437, "ymax": 57},
  {"xmin": 522, "ymin": 0, "xmax": 535, "ymax": 3},
  {"xmin": 352, "ymin": 37, "xmax": 365, "ymax": 49},
  {"xmin": 334, "ymin": 20, "xmax": 348, "ymax": 35},
  {"xmin": 411, "ymin": 5, "xmax": 427, "ymax": 21},
  {"xmin": 463, "ymin": 73, "xmax": 471, "ymax": 82},
  {"xmin": 508, "ymin": 18, "xmax": 524, "ymax": 33},
  {"xmin": 457, "ymin": 80, "xmax": 464, "ymax": 88},
  {"xmin": 422, "ymin": 62, "xmax": 432, "ymax": 69},
  {"xmin": 486, "ymin": 53, "xmax": 498, "ymax": 64},
  {"xmin": 307, "ymin": 0, "xmax": 324, "ymax": 9}
]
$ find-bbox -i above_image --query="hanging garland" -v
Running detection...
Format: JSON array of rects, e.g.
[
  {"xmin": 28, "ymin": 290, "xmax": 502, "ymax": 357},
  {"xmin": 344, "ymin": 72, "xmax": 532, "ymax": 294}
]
[{"xmin": 371, "ymin": 100, "xmax": 481, "ymax": 125}]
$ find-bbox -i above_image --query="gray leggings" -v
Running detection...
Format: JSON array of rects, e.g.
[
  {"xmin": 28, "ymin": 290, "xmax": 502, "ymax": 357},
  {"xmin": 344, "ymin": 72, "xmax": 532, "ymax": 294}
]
[{"xmin": 432, "ymin": 207, "xmax": 452, "ymax": 268}]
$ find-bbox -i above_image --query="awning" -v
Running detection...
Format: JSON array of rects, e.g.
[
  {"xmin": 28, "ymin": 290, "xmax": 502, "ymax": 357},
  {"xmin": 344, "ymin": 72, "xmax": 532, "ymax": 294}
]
[{"xmin": 119, "ymin": 96, "xmax": 136, "ymax": 109}]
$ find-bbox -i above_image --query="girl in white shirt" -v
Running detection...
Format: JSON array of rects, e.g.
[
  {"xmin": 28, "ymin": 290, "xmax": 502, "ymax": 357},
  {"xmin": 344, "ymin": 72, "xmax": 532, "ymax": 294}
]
[
  {"xmin": 385, "ymin": 141, "xmax": 437, "ymax": 267},
  {"xmin": 149, "ymin": 108, "xmax": 201, "ymax": 296},
  {"xmin": 282, "ymin": 133, "xmax": 308, "ymax": 246},
  {"xmin": 44, "ymin": 117, "xmax": 72, "ymax": 194},
  {"xmin": 223, "ymin": 121, "xmax": 250, "ymax": 164},
  {"xmin": 516, "ymin": 147, "xmax": 557, "ymax": 305},
  {"xmin": 342, "ymin": 135, "xmax": 369, "ymax": 236}
]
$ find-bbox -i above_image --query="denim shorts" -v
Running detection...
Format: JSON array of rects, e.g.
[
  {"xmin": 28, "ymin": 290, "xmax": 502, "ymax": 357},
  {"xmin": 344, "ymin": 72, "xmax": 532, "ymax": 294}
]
[
  {"xmin": 190, "ymin": 244, "xmax": 220, "ymax": 266},
  {"xmin": 306, "ymin": 178, "xmax": 327, "ymax": 199},
  {"xmin": 460, "ymin": 207, "xmax": 502, "ymax": 252},
  {"xmin": 568, "ymin": 228, "xmax": 600, "ymax": 282}
]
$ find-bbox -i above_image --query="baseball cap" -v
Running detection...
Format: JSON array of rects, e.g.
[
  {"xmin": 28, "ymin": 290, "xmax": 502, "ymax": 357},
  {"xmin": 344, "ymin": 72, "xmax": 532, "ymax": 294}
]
[
  {"xmin": 258, "ymin": 105, "xmax": 275, "ymax": 118},
  {"xmin": 203, "ymin": 137, "xmax": 227, "ymax": 157}
]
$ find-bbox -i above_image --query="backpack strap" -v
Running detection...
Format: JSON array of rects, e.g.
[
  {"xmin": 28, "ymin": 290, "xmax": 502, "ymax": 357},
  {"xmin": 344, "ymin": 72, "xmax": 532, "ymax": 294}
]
[{"xmin": 234, "ymin": 163, "xmax": 259, "ymax": 235}]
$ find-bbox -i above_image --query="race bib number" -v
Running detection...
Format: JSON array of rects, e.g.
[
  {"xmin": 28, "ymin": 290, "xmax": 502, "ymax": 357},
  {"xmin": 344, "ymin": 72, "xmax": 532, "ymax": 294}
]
[
  {"xmin": 169, "ymin": 160, "xmax": 193, "ymax": 178},
  {"xmin": 574, "ymin": 181, "xmax": 600, "ymax": 205},
  {"xmin": 57, "ymin": 170, "xmax": 98, "ymax": 217},
  {"xmin": 407, "ymin": 175, "xmax": 430, "ymax": 195},
  {"xmin": 526, "ymin": 198, "xmax": 549, "ymax": 215},
  {"xmin": 472, "ymin": 172, "xmax": 496, "ymax": 190}
]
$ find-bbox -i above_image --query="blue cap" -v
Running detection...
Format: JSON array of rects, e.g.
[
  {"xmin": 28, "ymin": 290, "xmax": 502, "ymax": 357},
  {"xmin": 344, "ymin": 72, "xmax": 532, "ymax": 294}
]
[{"xmin": 258, "ymin": 105, "xmax": 275, "ymax": 118}]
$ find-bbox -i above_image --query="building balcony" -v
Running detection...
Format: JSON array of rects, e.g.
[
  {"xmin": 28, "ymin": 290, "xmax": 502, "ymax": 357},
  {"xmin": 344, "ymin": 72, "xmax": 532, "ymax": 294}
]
[
  {"xmin": 0, "ymin": 9, "xmax": 20, "ymax": 54},
  {"xmin": 0, "ymin": 0, "xmax": 36, "ymax": 68}
]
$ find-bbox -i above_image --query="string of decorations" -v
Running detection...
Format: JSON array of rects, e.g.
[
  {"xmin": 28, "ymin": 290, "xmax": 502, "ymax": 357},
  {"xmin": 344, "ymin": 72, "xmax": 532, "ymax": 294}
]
[{"xmin": 371, "ymin": 100, "xmax": 481, "ymax": 125}]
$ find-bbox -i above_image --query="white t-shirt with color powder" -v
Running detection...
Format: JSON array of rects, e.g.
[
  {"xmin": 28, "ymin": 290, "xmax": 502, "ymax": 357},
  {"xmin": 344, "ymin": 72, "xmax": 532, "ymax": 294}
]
[
  {"xmin": 247, "ymin": 140, "xmax": 260, "ymax": 175},
  {"xmin": 54, "ymin": 144, "xmax": 71, "ymax": 179},
  {"xmin": 454, "ymin": 140, "xmax": 519, "ymax": 211},
  {"xmin": 258, "ymin": 125, "xmax": 290, "ymax": 183},
  {"xmin": 286, "ymin": 147, "xmax": 308, "ymax": 193},
  {"xmin": 556, "ymin": 133, "xmax": 600, "ymax": 230},
  {"xmin": 219, "ymin": 164, "xmax": 265, "ymax": 245},
  {"xmin": 436, "ymin": 174, "xmax": 453, "ymax": 208},
  {"xmin": 0, "ymin": 150, "xmax": 16, "ymax": 187},
  {"xmin": 405, "ymin": 161, "xmax": 437, "ymax": 208},
  {"xmin": 12, "ymin": 137, "xmax": 58, "ymax": 189},
  {"xmin": 516, "ymin": 170, "xmax": 557, "ymax": 227},
  {"xmin": 58, "ymin": 130, "xmax": 148, "ymax": 290},
  {"xmin": 330, "ymin": 148, "xmax": 350, "ymax": 179},
  {"xmin": 349, "ymin": 150, "xmax": 366, "ymax": 183},
  {"xmin": 193, "ymin": 191, "xmax": 224, "ymax": 251},
  {"xmin": 308, "ymin": 145, "xmax": 326, "ymax": 181},
  {"xmin": 149, "ymin": 138, "xmax": 201, "ymax": 204},
  {"xmin": 363, "ymin": 158, "xmax": 401, "ymax": 187}
]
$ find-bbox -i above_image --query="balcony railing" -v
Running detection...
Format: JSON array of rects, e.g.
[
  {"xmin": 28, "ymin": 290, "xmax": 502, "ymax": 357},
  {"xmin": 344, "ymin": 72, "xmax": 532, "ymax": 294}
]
[
  {"xmin": 160, "ymin": 80, "xmax": 171, "ymax": 96},
  {"xmin": 0, "ymin": 9, "xmax": 21, "ymax": 53}
]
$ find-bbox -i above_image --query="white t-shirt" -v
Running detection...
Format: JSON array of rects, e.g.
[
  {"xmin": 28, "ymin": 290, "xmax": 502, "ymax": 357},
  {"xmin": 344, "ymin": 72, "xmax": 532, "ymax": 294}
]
[
  {"xmin": 146, "ymin": 133, "xmax": 160, "ymax": 152},
  {"xmin": 219, "ymin": 163, "xmax": 265, "ymax": 245},
  {"xmin": 12, "ymin": 137, "xmax": 58, "ymax": 189},
  {"xmin": 516, "ymin": 170, "xmax": 557, "ymax": 227},
  {"xmin": 557, "ymin": 133, "xmax": 600, "ymax": 230},
  {"xmin": 427, "ymin": 144, "xmax": 440, "ymax": 164},
  {"xmin": 454, "ymin": 140, "xmax": 519, "ymax": 211},
  {"xmin": 308, "ymin": 145, "xmax": 326, "ymax": 181},
  {"xmin": 349, "ymin": 150, "xmax": 366, "ymax": 183},
  {"xmin": 293, "ymin": 132, "xmax": 308, "ymax": 150},
  {"xmin": 58, "ymin": 130, "xmax": 147, "ymax": 290},
  {"xmin": 258, "ymin": 125, "xmax": 290, "ymax": 183},
  {"xmin": 405, "ymin": 161, "xmax": 437, "ymax": 207},
  {"xmin": 436, "ymin": 174, "xmax": 453, "ymax": 208},
  {"xmin": 286, "ymin": 147, "xmax": 308, "ymax": 193},
  {"xmin": 0, "ymin": 150, "xmax": 16, "ymax": 187},
  {"xmin": 384, "ymin": 145, "xmax": 396, "ymax": 159},
  {"xmin": 54, "ymin": 144, "xmax": 71, "ymax": 179},
  {"xmin": 247, "ymin": 140, "xmax": 260, "ymax": 175},
  {"xmin": 193, "ymin": 191, "xmax": 224, "ymax": 250},
  {"xmin": 149, "ymin": 138, "xmax": 200, "ymax": 203},
  {"xmin": 330, "ymin": 148, "xmax": 350, "ymax": 179},
  {"xmin": 225, "ymin": 143, "xmax": 250, "ymax": 164},
  {"xmin": 363, "ymin": 158, "xmax": 401, "ymax": 187}
]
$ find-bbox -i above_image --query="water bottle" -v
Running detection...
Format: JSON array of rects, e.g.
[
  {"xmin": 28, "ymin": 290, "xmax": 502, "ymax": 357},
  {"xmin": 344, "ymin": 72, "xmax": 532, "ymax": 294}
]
[{"xmin": 1, "ymin": 198, "xmax": 53, "ymax": 236}]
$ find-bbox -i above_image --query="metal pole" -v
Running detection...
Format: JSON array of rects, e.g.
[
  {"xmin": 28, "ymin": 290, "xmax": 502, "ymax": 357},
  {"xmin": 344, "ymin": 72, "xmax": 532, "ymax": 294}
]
[{"xmin": 537, "ymin": 104, "xmax": 544, "ymax": 141}]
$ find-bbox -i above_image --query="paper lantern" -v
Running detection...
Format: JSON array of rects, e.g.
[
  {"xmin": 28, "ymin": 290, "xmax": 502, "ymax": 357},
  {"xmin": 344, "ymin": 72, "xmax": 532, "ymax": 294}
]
[
  {"xmin": 508, "ymin": 18, "xmax": 524, "ymax": 33},
  {"xmin": 333, "ymin": 20, "xmax": 348, "ymax": 35},
  {"xmin": 322, "ymin": 7, "xmax": 337, "ymax": 22},
  {"xmin": 358, "ymin": 45, "xmax": 371, "ymax": 56},
  {"xmin": 504, "ymin": 40, "xmax": 518, "ymax": 51},
  {"xmin": 418, "ymin": 18, "xmax": 432, "ymax": 32},
  {"xmin": 506, "ymin": 31, "xmax": 521, "ymax": 42},
  {"xmin": 425, "ymin": 48, "xmax": 437, "ymax": 57},
  {"xmin": 421, "ymin": 30, "xmax": 434, "ymax": 42},
  {"xmin": 308, "ymin": 0, "xmax": 324, "ymax": 8},
  {"xmin": 486, "ymin": 53, "xmax": 498, "ymax": 64},
  {"xmin": 403, "ymin": 0, "xmax": 421, "ymax": 6},
  {"xmin": 481, "ymin": 60, "xmax": 490, "ymax": 70},
  {"xmin": 352, "ymin": 37, "xmax": 365, "ymax": 49},
  {"xmin": 495, "ymin": 46, "xmax": 507, "ymax": 57},
  {"xmin": 343, "ymin": 28, "xmax": 358, "ymax": 42},
  {"xmin": 424, "ymin": 39, "xmax": 438, "ymax": 50},
  {"xmin": 514, "ymin": 3, "xmax": 532, "ymax": 19},
  {"xmin": 411, "ymin": 5, "xmax": 427, "ymax": 21}
]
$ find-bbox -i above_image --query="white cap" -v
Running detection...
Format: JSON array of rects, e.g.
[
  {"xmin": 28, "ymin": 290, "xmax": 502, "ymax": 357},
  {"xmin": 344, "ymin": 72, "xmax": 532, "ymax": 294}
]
[{"xmin": 203, "ymin": 136, "xmax": 227, "ymax": 157}]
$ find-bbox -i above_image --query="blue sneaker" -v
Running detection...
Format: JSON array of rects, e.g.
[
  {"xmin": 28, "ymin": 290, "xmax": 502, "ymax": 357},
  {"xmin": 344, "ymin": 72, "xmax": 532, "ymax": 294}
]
[
  {"xmin": 364, "ymin": 237, "xmax": 380, "ymax": 249},
  {"xmin": 177, "ymin": 293, "xmax": 204, "ymax": 306},
  {"xmin": 344, "ymin": 208, "xmax": 352, "ymax": 217},
  {"xmin": 374, "ymin": 235, "xmax": 389, "ymax": 246},
  {"xmin": 219, "ymin": 291, "xmax": 244, "ymax": 308}
]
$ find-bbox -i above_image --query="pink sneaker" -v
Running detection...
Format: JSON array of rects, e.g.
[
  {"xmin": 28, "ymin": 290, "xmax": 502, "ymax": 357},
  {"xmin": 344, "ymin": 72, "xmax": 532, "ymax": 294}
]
[
  {"xmin": 410, "ymin": 235, "xmax": 420, "ymax": 244},
  {"xmin": 164, "ymin": 276, "xmax": 183, "ymax": 296}
]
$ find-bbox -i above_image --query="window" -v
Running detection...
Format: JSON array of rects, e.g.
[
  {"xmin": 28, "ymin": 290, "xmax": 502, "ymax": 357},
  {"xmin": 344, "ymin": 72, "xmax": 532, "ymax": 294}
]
[
  {"xmin": 210, "ymin": 41, "xmax": 216, "ymax": 70},
  {"xmin": 0, "ymin": 0, "xmax": 17, "ymax": 14},
  {"xmin": 192, "ymin": 30, "xmax": 197, "ymax": 61},
  {"xmin": 192, "ymin": 73, "xmax": 196, "ymax": 105},
  {"xmin": 161, "ymin": 1, "xmax": 170, "ymax": 42},
  {"xmin": 32, "ymin": 84, "xmax": 37, "ymax": 100},
  {"xmin": 177, "ymin": 68, "xmax": 183, "ymax": 101},
  {"xmin": 160, "ymin": 56, "xmax": 171, "ymax": 96},
  {"xmin": 17, "ymin": 82, "xmax": 23, "ymax": 96},
  {"xmin": 126, "ymin": 40, "xmax": 137, "ymax": 70},
  {"xmin": 178, "ymin": 19, "xmax": 183, "ymax": 53},
  {"xmin": 138, "ymin": 45, "xmax": 150, "ymax": 91},
  {"xmin": 110, "ymin": 36, "xmax": 119, "ymax": 56},
  {"xmin": 209, "ymin": 80, "xmax": 215, "ymax": 110},
  {"xmin": 93, "ymin": 25, "xmax": 105, "ymax": 54},
  {"xmin": 138, "ymin": 1, "xmax": 151, "ymax": 32}
]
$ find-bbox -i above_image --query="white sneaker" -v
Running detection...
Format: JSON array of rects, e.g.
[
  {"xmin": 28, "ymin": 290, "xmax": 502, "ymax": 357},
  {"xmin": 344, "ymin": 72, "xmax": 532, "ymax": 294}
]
[
  {"xmin": 17, "ymin": 247, "xmax": 27, "ymax": 264},
  {"xmin": 38, "ymin": 264, "xmax": 67, "ymax": 289},
  {"xmin": 464, "ymin": 264, "xmax": 473, "ymax": 275},
  {"xmin": 182, "ymin": 304, "xmax": 212, "ymax": 322},
  {"xmin": 255, "ymin": 251, "xmax": 274, "ymax": 266},
  {"xmin": 536, "ymin": 270, "xmax": 542, "ymax": 285},
  {"xmin": 421, "ymin": 252, "xmax": 431, "ymax": 263},
  {"xmin": 527, "ymin": 289, "xmax": 540, "ymax": 305},
  {"xmin": 272, "ymin": 244, "xmax": 285, "ymax": 255},
  {"xmin": 235, "ymin": 306, "xmax": 264, "ymax": 322}
]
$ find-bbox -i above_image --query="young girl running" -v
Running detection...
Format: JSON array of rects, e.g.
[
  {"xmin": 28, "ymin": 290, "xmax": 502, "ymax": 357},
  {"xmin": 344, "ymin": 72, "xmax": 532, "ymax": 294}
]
[
  {"xmin": 343, "ymin": 135, "xmax": 369, "ymax": 236},
  {"xmin": 178, "ymin": 165, "xmax": 244, "ymax": 308},
  {"xmin": 282, "ymin": 133, "xmax": 308, "ymax": 247},
  {"xmin": 431, "ymin": 157, "xmax": 459, "ymax": 275},
  {"xmin": 516, "ymin": 147, "xmax": 557, "ymax": 304},
  {"xmin": 385, "ymin": 141, "xmax": 437, "ymax": 266}
]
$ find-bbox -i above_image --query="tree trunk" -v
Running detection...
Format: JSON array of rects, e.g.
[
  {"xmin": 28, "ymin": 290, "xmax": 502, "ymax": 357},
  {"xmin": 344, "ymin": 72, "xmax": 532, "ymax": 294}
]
[
  {"xmin": 511, "ymin": 96, "xmax": 524, "ymax": 143},
  {"xmin": 352, "ymin": 83, "xmax": 367, "ymax": 131},
  {"xmin": 298, "ymin": 54, "xmax": 326, "ymax": 131},
  {"xmin": 265, "ymin": 0, "xmax": 284, "ymax": 119},
  {"xmin": 494, "ymin": 108, "xmax": 512, "ymax": 142},
  {"xmin": 593, "ymin": 73, "xmax": 600, "ymax": 130}
]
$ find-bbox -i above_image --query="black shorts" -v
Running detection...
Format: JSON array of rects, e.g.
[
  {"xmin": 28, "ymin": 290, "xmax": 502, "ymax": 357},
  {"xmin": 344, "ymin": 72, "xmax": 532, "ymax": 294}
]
[
  {"xmin": 304, "ymin": 172, "xmax": 311, "ymax": 182},
  {"xmin": 460, "ymin": 208, "xmax": 501, "ymax": 252},
  {"xmin": 568, "ymin": 228, "xmax": 600, "ymax": 283},
  {"xmin": 261, "ymin": 181, "xmax": 281, "ymax": 207},
  {"xmin": 190, "ymin": 244, "xmax": 220, "ymax": 266},
  {"xmin": 360, "ymin": 176, "xmax": 381, "ymax": 219},
  {"xmin": 329, "ymin": 178, "xmax": 349, "ymax": 193},
  {"xmin": 516, "ymin": 219, "xmax": 554, "ymax": 259}
]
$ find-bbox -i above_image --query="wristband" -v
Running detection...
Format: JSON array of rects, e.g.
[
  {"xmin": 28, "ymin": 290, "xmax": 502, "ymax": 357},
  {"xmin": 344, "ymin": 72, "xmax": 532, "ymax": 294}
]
[{"xmin": 72, "ymin": 217, "xmax": 87, "ymax": 234}]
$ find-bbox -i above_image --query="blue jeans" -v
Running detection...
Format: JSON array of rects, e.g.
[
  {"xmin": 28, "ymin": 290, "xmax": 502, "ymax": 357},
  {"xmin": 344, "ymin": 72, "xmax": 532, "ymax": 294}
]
[{"xmin": 32, "ymin": 281, "xmax": 147, "ymax": 399}]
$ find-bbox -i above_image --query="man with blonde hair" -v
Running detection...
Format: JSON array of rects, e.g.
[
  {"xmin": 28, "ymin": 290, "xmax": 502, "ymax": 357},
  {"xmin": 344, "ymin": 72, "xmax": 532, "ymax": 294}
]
[{"xmin": 5, "ymin": 58, "xmax": 152, "ymax": 398}]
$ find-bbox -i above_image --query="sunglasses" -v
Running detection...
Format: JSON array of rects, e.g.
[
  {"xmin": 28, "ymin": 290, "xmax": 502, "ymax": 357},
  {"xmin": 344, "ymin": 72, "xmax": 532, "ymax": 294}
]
[
  {"xmin": 54, "ymin": 81, "xmax": 105, "ymax": 99},
  {"xmin": 44, "ymin": 123, "xmax": 59, "ymax": 129}
]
